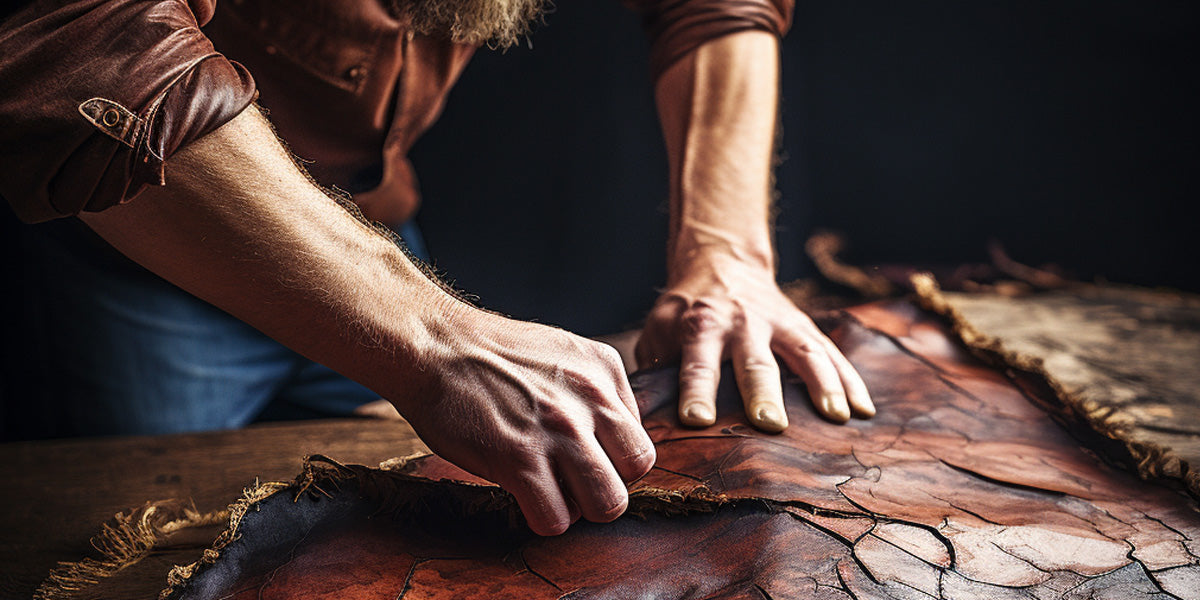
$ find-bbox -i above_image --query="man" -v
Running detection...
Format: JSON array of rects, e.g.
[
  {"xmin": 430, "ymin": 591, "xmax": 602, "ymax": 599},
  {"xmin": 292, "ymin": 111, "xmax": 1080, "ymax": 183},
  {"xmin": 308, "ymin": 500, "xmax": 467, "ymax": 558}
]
[{"xmin": 0, "ymin": 0, "xmax": 873, "ymax": 535}]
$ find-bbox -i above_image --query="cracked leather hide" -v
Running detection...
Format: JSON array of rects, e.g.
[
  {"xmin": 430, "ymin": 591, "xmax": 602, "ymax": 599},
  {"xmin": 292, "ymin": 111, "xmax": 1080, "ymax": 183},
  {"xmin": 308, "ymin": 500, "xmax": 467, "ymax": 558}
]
[{"xmin": 169, "ymin": 300, "xmax": 1200, "ymax": 600}]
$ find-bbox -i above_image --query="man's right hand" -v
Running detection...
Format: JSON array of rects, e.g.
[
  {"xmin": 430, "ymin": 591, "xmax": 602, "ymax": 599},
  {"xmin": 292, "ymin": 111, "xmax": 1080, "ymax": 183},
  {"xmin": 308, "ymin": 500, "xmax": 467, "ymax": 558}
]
[
  {"xmin": 80, "ymin": 105, "xmax": 653, "ymax": 537},
  {"xmin": 397, "ymin": 305, "xmax": 656, "ymax": 536}
]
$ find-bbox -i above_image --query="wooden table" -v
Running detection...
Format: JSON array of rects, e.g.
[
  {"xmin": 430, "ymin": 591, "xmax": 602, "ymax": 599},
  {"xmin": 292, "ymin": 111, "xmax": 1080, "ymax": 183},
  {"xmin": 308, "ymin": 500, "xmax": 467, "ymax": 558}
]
[{"xmin": 0, "ymin": 418, "xmax": 428, "ymax": 599}]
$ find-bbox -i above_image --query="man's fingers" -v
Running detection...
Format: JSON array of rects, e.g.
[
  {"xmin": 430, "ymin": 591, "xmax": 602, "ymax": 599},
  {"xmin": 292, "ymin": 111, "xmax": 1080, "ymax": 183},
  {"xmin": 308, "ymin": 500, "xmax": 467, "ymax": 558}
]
[
  {"xmin": 556, "ymin": 440, "xmax": 630, "ymax": 524},
  {"xmin": 502, "ymin": 460, "xmax": 573, "ymax": 536},
  {"xmin": 597, "ymin": 359, "xmax": 656, "ymax": 481},
  {"xmin": 565, "ymin": 496, "xmax": 582, "ymax": 525},
  {"xmin": 594, "ymin": 405, "xmax": 656, "ymax": 482},
  {"xmin": 677, "ymin": 306, "xmax": 726, "ymax": 427},
  {"xmin": 731, "ymin": 333, "xmax": 787, "ymax": 432},
  {"xmin": 773, "ymin": 328, "xmax": 850, "ymax": 423},
  {"xmin": 635, "ymin": 300, "xmax": 683, "ymax": 370},
  {"xmin": 819, "ymin": 336, "xmax": 875, "ymax": 418},
  {"xmin": 614, "ymin": 376, "xmax": 643, "ymax": 423},
  {"xmin": 599, "ymin": 343, "xmax": 643, "ymax": 421}
]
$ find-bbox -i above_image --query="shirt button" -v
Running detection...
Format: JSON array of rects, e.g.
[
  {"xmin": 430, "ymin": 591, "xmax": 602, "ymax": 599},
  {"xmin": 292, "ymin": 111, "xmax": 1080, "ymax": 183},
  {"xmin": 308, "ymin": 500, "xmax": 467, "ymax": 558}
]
[{"xmin": 346, "ymin": 65, "xmax": 366, "ymax": 81}]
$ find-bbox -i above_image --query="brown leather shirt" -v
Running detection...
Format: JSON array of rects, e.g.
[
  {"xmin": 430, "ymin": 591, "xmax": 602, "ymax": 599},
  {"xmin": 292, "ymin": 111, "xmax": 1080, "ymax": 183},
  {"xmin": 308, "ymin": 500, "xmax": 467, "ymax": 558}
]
[{"xmin": 0, "ymin": 0, "xmax": 792, "ymax": 225}]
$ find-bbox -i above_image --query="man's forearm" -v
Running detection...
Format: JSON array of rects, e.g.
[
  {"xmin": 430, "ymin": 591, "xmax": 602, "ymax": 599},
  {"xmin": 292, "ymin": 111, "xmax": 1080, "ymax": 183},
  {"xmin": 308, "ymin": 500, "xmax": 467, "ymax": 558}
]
[
  {"xmin": 80, "ymin": 105, "xmax": 455, "ymax": 405},
  {"xmin": 655, "ymin": 30, "xmax": 779, "ymax": 276},
  {"xmin": 640, "ymin": 30, "xmax": 874, "ymax": 429},
  {"xmin": 80, "ymin": 105, "xmax": 656, "ymax": 536}
]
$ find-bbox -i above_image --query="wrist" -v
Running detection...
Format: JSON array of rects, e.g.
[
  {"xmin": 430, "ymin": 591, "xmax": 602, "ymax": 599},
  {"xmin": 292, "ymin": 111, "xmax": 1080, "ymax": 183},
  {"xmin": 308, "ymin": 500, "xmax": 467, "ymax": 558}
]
[
  {"xmin": 668, "ymin": 229, "xmax": 775, "ymax": 286},
  {"xmin": 337, "ymin": 249, "xmax": 474, "ymax": 409}
]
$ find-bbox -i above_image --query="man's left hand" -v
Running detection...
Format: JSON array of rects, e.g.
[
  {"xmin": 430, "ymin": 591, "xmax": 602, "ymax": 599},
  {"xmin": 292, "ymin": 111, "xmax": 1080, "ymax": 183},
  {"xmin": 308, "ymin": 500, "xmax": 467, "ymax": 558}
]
[{"xmin": 636, "ymin": 250, "xmax": 874, "ymax": 432}]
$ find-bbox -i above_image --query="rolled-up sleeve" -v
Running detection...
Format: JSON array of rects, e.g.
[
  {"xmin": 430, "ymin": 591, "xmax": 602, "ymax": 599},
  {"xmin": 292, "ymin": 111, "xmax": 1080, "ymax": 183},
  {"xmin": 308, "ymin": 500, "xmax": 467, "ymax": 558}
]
[
  {"xmin": 0, "ymin": 0, "xmax": 256, "ymax": 223},
  {"xmin": 624, "ymin": 0, "xmax": 794, "ymax": 81}
]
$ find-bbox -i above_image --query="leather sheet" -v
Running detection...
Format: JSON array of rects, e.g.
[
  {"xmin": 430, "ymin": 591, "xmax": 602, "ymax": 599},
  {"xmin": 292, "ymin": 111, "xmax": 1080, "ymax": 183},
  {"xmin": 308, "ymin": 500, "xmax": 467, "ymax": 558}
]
[
  {"xmin": 915, "ymin": 279, "xmax": 1200, "ymax": 498},
  {"xmin": 165, "ymin": 301, "xmax": 1200, "ymax": 600}
]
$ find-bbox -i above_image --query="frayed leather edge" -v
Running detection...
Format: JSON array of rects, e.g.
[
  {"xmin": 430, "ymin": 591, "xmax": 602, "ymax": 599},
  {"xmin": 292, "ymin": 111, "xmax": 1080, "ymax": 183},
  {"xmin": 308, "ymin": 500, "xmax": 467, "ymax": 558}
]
[
  {"xmin": 911, "ymin": 272, "xmax": 1199, "ymax": 500},
  {"xmin": 152, "ymin": 453, "xmax": 736, "ymax": 600},
  {"xmin": 157, "ymin": 481, "xmax": 291, "ymax": 599},
  {"xmin": 32, "ymin": 501, "xmax": 229, "ymax": 600}
]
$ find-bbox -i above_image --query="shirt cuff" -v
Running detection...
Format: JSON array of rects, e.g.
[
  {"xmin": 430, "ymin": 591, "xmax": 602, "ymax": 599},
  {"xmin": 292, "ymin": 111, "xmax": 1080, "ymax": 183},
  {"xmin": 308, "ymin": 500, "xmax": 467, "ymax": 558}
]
[
  {"xmin": 0, "ymin": 0, "xmax": 257, "ymax": 223},
  {"xmin": 625, "ymin": 0, "xmax": 794, "ymax": 81}
]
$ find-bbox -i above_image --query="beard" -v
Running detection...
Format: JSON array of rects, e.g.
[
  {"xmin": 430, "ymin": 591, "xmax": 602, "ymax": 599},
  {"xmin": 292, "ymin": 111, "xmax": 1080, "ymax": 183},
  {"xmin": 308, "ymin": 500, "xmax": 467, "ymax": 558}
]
[{"xmin": 394, "ymin": 0, "xmax": 548, "ymax": 48}]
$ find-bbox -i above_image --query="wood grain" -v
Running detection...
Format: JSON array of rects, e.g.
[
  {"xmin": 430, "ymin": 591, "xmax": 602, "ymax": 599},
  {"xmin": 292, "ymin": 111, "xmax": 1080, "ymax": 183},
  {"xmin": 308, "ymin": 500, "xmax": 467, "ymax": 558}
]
[{"xmin": 0, "ymin": 418, "xmax": 428, "ymax": 599}]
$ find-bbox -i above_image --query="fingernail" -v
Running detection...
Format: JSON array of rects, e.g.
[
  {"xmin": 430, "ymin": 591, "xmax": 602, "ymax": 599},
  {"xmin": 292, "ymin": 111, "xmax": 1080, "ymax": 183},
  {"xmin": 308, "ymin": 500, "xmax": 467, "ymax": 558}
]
[
  {"xmin": 822, "ymin": 393, "xmax": 851, "ymax": 423},
  {"xmin": 859, "ymin": 398, "xmax": 877, "ymax": 418},
  {"xmin": 755, "ymin": 407, "xmax": 787, "ymax": 432},
  {"xmin": 684, "ymin": 405, "xmax": 714, "ymax": 424}
]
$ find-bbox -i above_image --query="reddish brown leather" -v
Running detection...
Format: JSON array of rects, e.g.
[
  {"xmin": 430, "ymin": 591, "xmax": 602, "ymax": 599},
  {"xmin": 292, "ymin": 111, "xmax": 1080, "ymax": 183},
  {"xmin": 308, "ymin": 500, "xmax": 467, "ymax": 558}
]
[
  {"xmin": 186, "ymin": 501, "xmax": 850, "ymax": 599},
  {"xmin": 0, "ymin": 0, "xmax": 256, "ymax": 223},
  {"xmin": 166, "ymin": 301, "xmax": 1200, "ymax": 599}
]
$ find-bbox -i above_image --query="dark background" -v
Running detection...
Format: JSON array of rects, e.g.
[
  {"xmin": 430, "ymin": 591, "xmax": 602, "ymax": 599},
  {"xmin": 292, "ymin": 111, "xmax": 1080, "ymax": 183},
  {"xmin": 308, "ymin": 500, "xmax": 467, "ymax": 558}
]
[
  {"xmin": 2, "ymin": 1, "xmax": 1197, "ymax": 440},
  {"xmin": 410, "ymin": 0, "xmax": 1198, "ymax": 337}
]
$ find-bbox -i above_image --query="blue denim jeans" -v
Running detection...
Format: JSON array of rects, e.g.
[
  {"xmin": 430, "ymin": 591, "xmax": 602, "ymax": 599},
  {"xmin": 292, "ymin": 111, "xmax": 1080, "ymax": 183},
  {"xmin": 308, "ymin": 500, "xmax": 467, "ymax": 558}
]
[{"xmin": 6, "ymin": 217, "xmax": 428, "ymax": 438}]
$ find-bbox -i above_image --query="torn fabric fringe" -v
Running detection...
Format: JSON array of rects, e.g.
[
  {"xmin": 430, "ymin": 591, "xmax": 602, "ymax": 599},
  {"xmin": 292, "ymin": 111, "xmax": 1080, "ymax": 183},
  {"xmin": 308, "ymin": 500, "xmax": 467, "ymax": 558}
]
[{"xmin": 32, "ymin": 500, "xmax": 229, "ymax": 600}]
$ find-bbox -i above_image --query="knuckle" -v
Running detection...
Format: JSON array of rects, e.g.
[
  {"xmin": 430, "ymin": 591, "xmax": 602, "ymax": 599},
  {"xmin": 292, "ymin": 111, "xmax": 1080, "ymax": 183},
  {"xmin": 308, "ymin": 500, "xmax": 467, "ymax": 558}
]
[
  {"xmin": 537, "ymin": 403, "xmax": 586, "ymax": 441},
  {"xmin": 592, "ymin": 406, "xmax": 632, "ymax": 440},
  {"xmin": 589, "ymin": 488, "xmax": 629, "ymax": 522},
  {"xmin": 681, "ymin": 306, "xmax": 723, "ymax": 340},
  {"xmin": 739, "ymin": 354, "xmax": 778, "ymax": 374},
  {"xmin": 679, "ymin": 361, "xmax": 717, "ymax": 384},
  {"xmin": 560, "ymin": 367, "xmax": 605, "ymax": 400},
  {"xmin": 649, "ymin": 300, "xmax": 683, "ymax": 323},
  {"xmin": 525, "ymin": 502, "xmax": 569, "ymax": 536},
  {"xmin": 598, "ymin": 498, "xmax": 628, "ymax": 522},
  {"xmin": 595, "ymin": 400, "xmax": 631, "ymax": 424},
  {"xmin": 504, "ymin": 453, "xmax": 544, "ymax": 486},
  {"xmin": 502, "ymin": 467, "xmax": 546, "ymax": 502},
  {"xmin": 555, "ymin": 423, "xmax": 593, "ymax": 447},
  {"xmin": 625, "ymin": 443, "xmax": 657, "ymax": 476}
]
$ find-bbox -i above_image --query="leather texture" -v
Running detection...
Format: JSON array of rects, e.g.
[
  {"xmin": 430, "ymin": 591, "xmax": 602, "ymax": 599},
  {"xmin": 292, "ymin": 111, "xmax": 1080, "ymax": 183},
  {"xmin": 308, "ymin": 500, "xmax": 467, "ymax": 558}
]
[
  {"xmin": 167, "ymin": 300, "xmax": 1200, "ymax": 600},
  {"xmin": 919, "ymin": 283, "xmax": 1200, "ymax": 499},
  {"xmin": 1, "ymin": 0, "xmax": 792, "ymax": 225}
]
